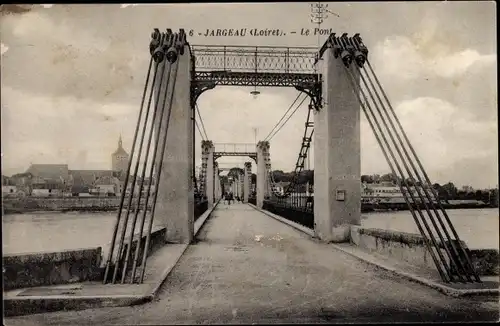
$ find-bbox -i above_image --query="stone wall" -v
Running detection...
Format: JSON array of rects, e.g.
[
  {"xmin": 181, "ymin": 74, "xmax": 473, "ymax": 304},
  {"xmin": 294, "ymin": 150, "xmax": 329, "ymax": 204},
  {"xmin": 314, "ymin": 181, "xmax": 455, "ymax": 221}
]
[
  {"xmin": 3, "ymin": 197, "xmax": 152, "ymax": 214},
  {"xmin": 104, "ymin": 227, "xmax": 167, "ymax": 282},
  {"xmin": 3, "ymin": 226, "xmax": 169, "ymax": 290},
  {"xmin": 3, "ymin": 248, "xmax": 102, "ymax": 290},
  {"xmin": 350, "ymin": 226, "xmax": 499, "ymax": 276}
]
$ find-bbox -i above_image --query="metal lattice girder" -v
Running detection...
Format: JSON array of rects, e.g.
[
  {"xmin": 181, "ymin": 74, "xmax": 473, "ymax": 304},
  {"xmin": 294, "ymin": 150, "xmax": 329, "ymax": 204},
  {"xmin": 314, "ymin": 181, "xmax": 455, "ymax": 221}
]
[
  {"xmin": 191, "ymin": 45, "xmax": 318, "ymax": 74},
  {"xmin": 213, "ymin": 142, "xmax": 255, "ymax": 152},
  {"xmin": 214, "ymin": 152, "xmax": 258, "ymax": 163},
  {"xmin": 194, "ymin": 71, "xmax": 318, "ymax": 88},
  {"xmin": 214, "ymin": 152, "xmax": 257, "ymax": 157}
]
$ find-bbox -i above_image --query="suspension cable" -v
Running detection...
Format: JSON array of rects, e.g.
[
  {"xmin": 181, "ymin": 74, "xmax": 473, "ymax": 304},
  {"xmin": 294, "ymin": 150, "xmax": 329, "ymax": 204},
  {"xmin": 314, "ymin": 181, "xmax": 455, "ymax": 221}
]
[
  {"xmin": 358, "ymin": 67, "xmax": 468, "ymax": 282},
  {"xmin": 364, "ymin": 60, "xmax": 479, "ymax": 282},
  {"xmin": 195, "ymin": 120, "xmax": 206, "ymax": 140},
  {"xmin": 360, "ymin": 64, "xmax": 474, "ymax": 281},
  {"xmin": 196, "ymin": 103, "xmax": 209, "ymax": 140},
  {"xmin": 343, "ymin": 65, "xmax": 452, "ymax": 283},
  {"xmin": 122, "ymin": 56, "xmax": 177, "ymax": 284},
  {"xmin": 263, "ymin": 92, "xmax": 303, "ymax": 141},
  {"xmin": 110, "ymin": 49, "xmax": 171, "ymax": 285},
  {"xmin": 103, "ymin": 56, "xmax": 155, "ymax": 284},
  {"xmin": 267, "ymin": 95, "xmax": 308, "ymax": 142},
  {"xmin": 140, "ymin": 58, "xmax": 180, "ymax": 283}
]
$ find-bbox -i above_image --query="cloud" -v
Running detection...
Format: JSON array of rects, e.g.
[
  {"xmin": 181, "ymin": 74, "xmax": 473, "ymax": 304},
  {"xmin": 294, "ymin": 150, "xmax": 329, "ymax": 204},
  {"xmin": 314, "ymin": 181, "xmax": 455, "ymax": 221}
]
[
  {"xmin": 0, "ymin": 5, "xmax": 32, "ymax": 15},
  {"xmin": 371, "ymin": 35, "xmax": 496, "ymax": 80},
  {"xmin": 360, "ymin": 97, "xmax": 497, "ymax": 188},
  {"xmin": 1, "ymin": 43, "xmax": 8, "ymax": 55},
  {"xmin": 0, "ymin": 3, "xmax": 496, "ymax": 190},
  {"xmin": 1, "ymin": 87, "xmax": 138, "ymax": 174},
  {"xmin": 1, "ymin": 9, "xmax": 148, "ymax": 103},
  {"xmin": 120, "ymin": 4, "xmax": 139, "ymax": 8}
]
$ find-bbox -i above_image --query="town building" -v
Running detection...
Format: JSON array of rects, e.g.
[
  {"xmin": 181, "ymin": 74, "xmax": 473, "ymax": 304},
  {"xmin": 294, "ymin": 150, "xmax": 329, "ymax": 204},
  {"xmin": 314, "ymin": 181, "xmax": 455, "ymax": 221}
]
[
  {"xmin": 4, "ymin": 135, "xmax": 130, "ymax": 197},
  {"xmin": 111, "ymin": 135, "xmax": 130, "ymax": 173}
]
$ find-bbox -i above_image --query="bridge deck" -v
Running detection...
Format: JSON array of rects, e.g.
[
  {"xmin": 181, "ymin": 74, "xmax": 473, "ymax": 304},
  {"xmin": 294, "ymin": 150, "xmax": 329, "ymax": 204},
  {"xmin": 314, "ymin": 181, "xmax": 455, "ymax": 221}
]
[{"xmin": 6, "ymin": 203, "xmax": 498, "ymax": 324}]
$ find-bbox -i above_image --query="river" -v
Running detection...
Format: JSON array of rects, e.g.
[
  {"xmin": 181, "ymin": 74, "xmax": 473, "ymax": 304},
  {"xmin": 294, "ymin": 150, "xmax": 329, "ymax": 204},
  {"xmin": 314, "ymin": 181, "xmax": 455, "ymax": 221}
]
[{"xmin": 2, "ymin": 208, "xmax": 498, "ymax": 255}]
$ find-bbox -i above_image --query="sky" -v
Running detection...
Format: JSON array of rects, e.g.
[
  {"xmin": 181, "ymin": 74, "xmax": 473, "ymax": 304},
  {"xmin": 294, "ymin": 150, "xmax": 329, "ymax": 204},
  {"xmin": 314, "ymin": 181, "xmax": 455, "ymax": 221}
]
[{"xmin": 1, "ymin": 2, "xmax": 497, "ymax": 189}]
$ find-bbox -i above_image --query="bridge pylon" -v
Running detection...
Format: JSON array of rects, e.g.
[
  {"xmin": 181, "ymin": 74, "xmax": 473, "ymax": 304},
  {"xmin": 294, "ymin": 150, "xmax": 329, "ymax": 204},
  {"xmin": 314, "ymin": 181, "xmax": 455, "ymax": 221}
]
[
  {"xmin": 200, "ymin": 140, "xmax": 214, "ymax": 201},
  {"xmin": 238, "ymin": 171, "xmax": 244, "ymax": 199},
  {"xmin": 256, "ymin": 141, "xmax": 271, "ymax": 208},
  {"xmin": 152, "ymin": 36, "xmax": 194, "ymax": 245},
  {"xmin": 243, "ymin": 162, "xmax": 252, "ymax": 203},
  {"xmin": 214, "ymin": 161, "xmax": 221, "ymax": 199},
  {"xmin": 313, "ymin": 40, "xmax": 361, "ymax": 243}
]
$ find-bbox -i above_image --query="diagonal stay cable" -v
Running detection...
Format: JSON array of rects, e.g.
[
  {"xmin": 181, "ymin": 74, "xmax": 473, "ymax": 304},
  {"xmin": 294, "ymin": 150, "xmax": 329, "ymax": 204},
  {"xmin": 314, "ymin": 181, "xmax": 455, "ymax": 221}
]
[
  {"xmin": 267, "ymin": 95, "xmax": 308, "ymax": 142},
  {"xmin": 195, "ymin": 119, "xmax": 206, "ymax": 140},
  {"xmin": 140, "ymin": 58, "xmax": 180, "ymax": 283},
  {"xmin": 263, "ymin": 92, "xmax": 303, "ymax": 142},
  {"xmin": 365, "ymin": 60, "xmax": 480, "ymax": 282},
  {"xmin": 359, "ymin": 64, "xmax": 471, "ymax": 282},
  {"xmin": 110, "ymin": 55, "xmax": 169, "ymax": 285},
  {"xmin": 195, "ymin": 103, "xmax": 209, "ymax": 140},
  {"xmin": 103, "ymin": 56, "xmax": 154, "ymax": 284},
  {"xmin": 343, "ymin": 64, "xmax": 451, "ymax": 283}
]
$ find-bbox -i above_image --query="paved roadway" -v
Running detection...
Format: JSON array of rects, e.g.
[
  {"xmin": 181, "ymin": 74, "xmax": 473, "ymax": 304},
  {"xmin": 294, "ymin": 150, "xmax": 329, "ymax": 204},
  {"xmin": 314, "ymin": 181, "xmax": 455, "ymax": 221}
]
[{"xmin": 6, "ymin": 203, "xmax": 499, "ymax": 325}]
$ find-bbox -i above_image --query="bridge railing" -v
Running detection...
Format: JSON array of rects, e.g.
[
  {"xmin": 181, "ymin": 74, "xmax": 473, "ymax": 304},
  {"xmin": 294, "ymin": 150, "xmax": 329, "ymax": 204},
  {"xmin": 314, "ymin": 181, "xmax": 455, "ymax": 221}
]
[
  {"xmin": 194, "ymin": 198, "xmax": 208, "ymax": 221},
  {"xmin": 263, "ymin": 199, "xmax": 314, "ymax": 229},
  {"xmin": 191, "ymin": 45, "xmax": 317, "ymax": 74},
  {"xmin": 248, "ymin": 196, "xmax": 257, "ymax": 206},
  {"xmin": 213, "ymin": 142, "xmax": 256, "ymax": 153}
]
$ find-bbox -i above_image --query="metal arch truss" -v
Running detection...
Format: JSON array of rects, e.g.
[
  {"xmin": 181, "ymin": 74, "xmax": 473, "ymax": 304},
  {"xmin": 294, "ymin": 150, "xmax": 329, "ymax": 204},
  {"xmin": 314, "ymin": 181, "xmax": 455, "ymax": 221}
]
[
  {"xmin": 214, "ymin": 152, "xmax": 258, "ymax": 163},
  {"xmin": 190, "ymin": 45, "xmax": 323, "ymax": 111}
]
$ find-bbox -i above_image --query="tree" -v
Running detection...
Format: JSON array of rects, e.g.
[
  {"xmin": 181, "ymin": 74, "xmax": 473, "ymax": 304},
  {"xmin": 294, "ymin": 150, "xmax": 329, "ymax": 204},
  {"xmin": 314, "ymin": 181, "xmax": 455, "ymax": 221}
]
[
  {"xmin": 361, "ymin": 175, "xmax": 375, "ymax": 184},
  {"xmin": 489, "ymin": 188, "xmax": 499, "ymax": 207},
  {"xmin": 228, "ymin": 167, "xmax": 244, "ymax": 180},
  {"xmin": 432, "ymin": 183, "xmax": 441, "ymax": 189},
  {"xmin": 380, "ymin": 173, "xmax": 398, "ymax": 184},
  {"xmin": 442, "ymin": 182, "xmax": 458, "ymax": 200},
  {"xmin": 405, "ymin": 178, "xmax": 414, "ymax": 187},
  {"xmin": 475, "ymin": 190, "xmax": 484, "ymax": 201}
]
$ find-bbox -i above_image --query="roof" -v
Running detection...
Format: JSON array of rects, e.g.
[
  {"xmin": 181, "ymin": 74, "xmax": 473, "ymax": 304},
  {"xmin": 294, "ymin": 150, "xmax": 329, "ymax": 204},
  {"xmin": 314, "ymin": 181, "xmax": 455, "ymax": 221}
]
[
  {"xmin": 112, "ymin": 170, "xmax": 128, "ymax": 182},
  {"xmin": 71, "ymin": 185, "xmax": 90, "ymax": 193},
  {"xmin": 113, "ymin": 147, "xmax": 128, "ymax": 156},
  {"xmin": 69, "ymin": 170, "xmax": 114, "ymax": 186},
  {"xmin": 26, "ymin": 164, "xmax": 69, "ymax": 180},
  {"xmin": 94, "ymin": 176, "xmax": 120, "ymax": 185}
]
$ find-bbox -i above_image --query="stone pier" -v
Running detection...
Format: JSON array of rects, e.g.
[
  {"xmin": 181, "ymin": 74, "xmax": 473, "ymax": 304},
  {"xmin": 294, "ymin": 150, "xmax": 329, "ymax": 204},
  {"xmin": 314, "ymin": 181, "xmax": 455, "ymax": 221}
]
[
  {"xmin": 239, "ymin": 172, "xmax": 244, "ymax": 200},
  {"xmin": 256, "ymin": 141, "xmax": 270, "ymax": 208},
  {"xmin": 200, "ymin": 140, "xmax": 214, "ymax": 200},
  {"xmin": 243, "ymin": 162, "xmax": 252, "ymax": 203},
  {"xmin": 313, "ymin": 46, "xmax": 361, "ymax": 243},
  {"xmin": 206, "ymin": 142, "xmax": 215, "ymax": 206},
  {"xmin": 214, "ymin": 162, "xmax": 221, "ymax": 200},
  {"xmin": 153, "ymin": 44, "xmax": 194, "ymax": 244}
]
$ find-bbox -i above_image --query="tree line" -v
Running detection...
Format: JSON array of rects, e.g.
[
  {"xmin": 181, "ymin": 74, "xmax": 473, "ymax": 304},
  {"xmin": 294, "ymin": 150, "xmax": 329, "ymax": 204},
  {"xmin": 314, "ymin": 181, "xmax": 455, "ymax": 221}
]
[{"xmin": 221, "ymin": 169, "xmax": 498, "ymax": 206}]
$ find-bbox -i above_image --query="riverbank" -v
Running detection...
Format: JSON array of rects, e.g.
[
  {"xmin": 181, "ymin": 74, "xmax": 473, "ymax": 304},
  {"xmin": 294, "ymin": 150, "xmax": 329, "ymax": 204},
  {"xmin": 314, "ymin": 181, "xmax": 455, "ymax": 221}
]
[
  {"xmin": 3, "ymin": 197, "xmax": 495, "ymax": 215},
  {"xmin": 361, "ymin": 201, "xmax": 494, "ymax": 212},
  {"xmin": 2, "ymin": 197, "xmax": 209, "ymax": 216},
  {"xmin": 2, "ymin": 197, "xmax": 144, "ymax": 215}
]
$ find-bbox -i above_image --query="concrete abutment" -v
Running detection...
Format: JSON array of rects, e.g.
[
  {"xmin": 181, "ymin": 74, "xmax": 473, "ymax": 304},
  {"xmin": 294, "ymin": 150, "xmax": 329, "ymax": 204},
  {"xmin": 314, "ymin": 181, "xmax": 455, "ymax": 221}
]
[{"xmin": 313, "ymin": 47, "xmax": 361, "ymax": 243}]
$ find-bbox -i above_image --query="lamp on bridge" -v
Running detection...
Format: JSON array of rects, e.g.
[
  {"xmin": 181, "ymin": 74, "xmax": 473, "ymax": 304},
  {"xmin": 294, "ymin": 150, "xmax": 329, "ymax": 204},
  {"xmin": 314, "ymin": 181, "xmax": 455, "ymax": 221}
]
[{"xmin": 250, "ymin": 86, "xmax": 260, "ymax": 99}]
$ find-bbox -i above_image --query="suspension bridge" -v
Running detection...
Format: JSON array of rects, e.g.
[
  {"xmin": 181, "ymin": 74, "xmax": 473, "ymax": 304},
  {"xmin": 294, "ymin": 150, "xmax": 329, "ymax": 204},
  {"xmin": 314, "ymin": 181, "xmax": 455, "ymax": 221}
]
[
  {"xmin": 101, "ymin": 28, "xmax": 483, "ymax": 286},
  {"xmin": 5, "ymin": 28, "xmax": 498, "ymax": 323}
]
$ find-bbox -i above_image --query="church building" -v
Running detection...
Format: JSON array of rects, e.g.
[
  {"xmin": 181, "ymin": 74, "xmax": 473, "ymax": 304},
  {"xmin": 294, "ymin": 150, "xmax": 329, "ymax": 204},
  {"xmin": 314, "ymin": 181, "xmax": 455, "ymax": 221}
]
[{"xmin": 112, "ymin": 135, "xmax": 130, "ymax": 173}]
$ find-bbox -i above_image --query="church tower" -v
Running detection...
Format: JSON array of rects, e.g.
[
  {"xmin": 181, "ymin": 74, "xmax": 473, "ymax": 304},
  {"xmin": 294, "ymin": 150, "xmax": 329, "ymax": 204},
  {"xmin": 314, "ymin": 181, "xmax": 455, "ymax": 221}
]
[{"xmin": 111, "ymin": 135, "xmax": 129, "ymax": 173}]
